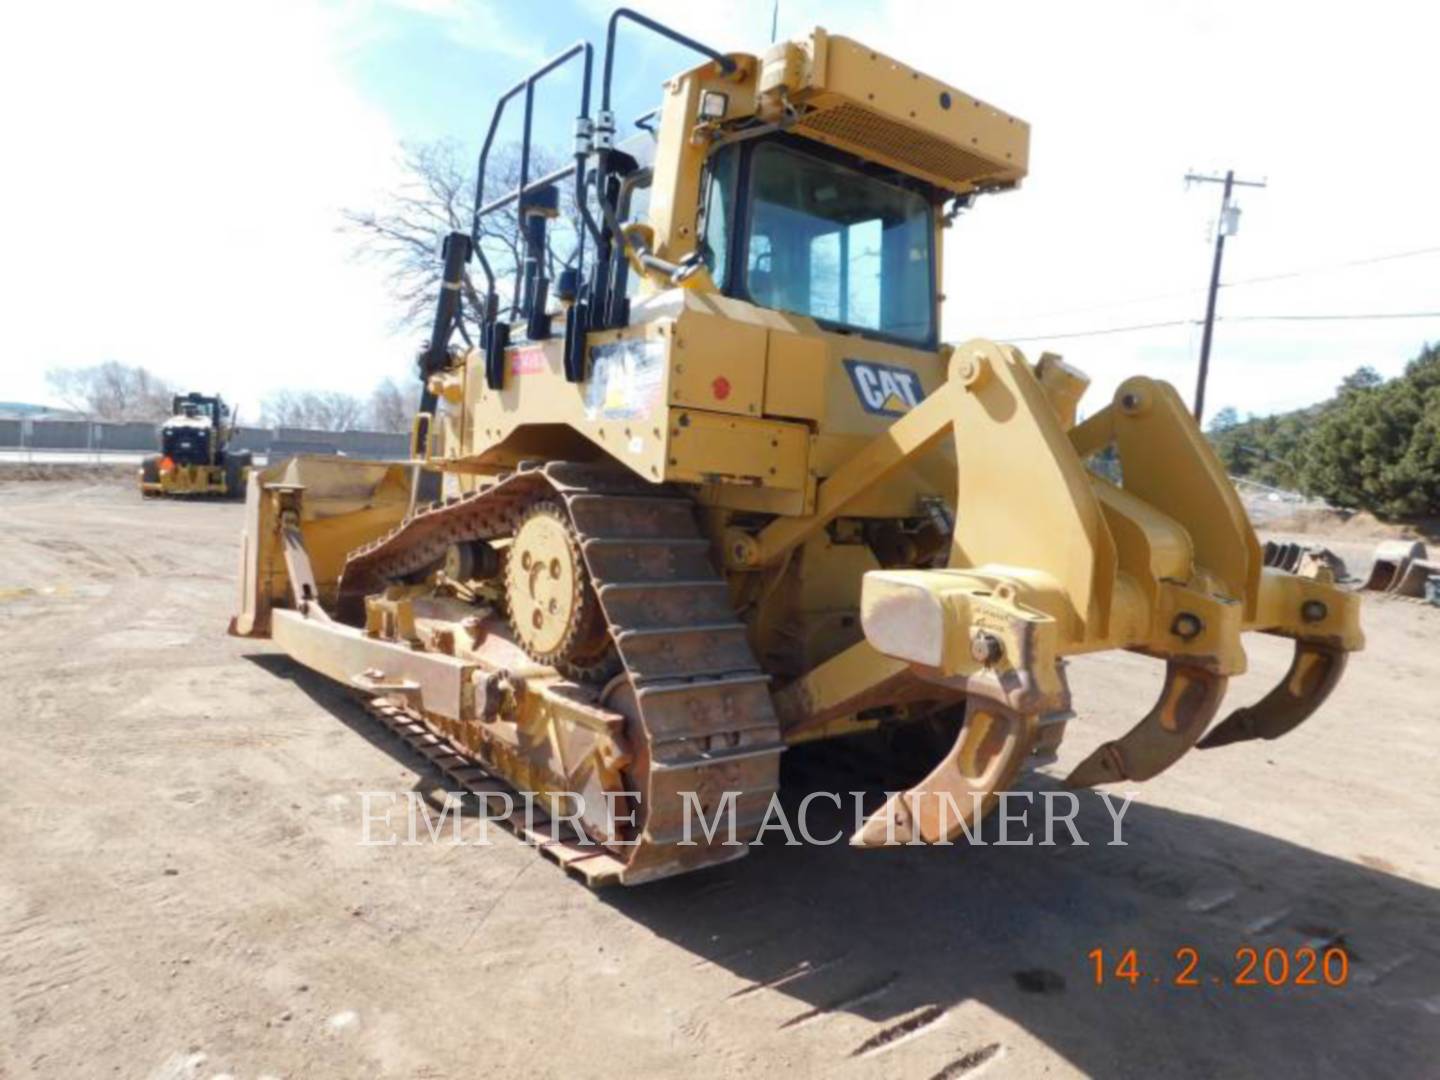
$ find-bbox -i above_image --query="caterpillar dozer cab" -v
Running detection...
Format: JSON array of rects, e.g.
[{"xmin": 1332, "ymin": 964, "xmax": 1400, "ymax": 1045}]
[
  {"xmin": 141, "ymin": 392, "xmax": 250, "ymax": 497},
  {"xmin": 231, "ymin": 10, "xmax": 1363, "ymax": 884}
]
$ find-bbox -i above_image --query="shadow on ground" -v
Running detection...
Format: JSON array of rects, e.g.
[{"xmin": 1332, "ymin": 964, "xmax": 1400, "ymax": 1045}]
[{"xmin": 251, "ymin": 651, "xmax": 1440, "ymax": 1078}]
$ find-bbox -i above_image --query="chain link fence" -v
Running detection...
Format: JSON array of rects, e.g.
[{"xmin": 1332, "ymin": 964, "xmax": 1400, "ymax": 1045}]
[{"xmin": 0, "ymin": 418, "xmax": 409, "ymax": 463}]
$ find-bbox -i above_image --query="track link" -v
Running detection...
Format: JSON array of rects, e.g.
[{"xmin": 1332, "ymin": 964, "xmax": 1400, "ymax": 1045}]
[
  {"xmin": 366, "ymin": 698, "xmax": 631, "ymax": 887},
  {"xmin": 339, "ymin": 462, "xmax": 785, "ymax": 884}
]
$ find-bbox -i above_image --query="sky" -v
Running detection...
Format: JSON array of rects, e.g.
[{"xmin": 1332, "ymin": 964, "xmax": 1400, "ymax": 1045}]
[{"xmin": 2, "ymin": 0, "xmax": 1436, "ymax": 422}]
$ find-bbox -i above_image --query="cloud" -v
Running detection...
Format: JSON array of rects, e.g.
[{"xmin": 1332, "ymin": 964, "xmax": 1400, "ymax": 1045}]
[{"xmin": 0, "ymin": 0, "xmax": 411, "ymax": 412}]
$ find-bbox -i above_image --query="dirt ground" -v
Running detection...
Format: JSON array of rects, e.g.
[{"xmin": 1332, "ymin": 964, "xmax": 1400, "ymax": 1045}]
[{"xmin": 2, "ymin": 474, "xmax": 1438, "ymax": 1079}]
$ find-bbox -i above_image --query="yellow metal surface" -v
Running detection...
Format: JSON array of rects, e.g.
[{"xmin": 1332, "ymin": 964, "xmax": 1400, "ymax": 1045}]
[
  {"xmin": 947, "ymin": 342, "xmax": 1116, "ymax": 640},
  {"xmin": 762, "ymin": 329, "xmax": 828, "ymax": 421},
  {"xmin": 644, "ymin": 55, "xmax": 755, "ymax": 273},
  {"xmin": 230, "ymin": 456, "xmax": 413, "ymax": 637},
  {"xmin": 145, "ymin": 464, "xmax": 231, "ymax": 497},
  {"xmin": 749, "ymin": 379, "xmax": 955, "ymax": 566},
  {"xmin": 668, "ymin": 307, "xmax": 766, "ymax": 416},
  {"xmin": 772, "ymin": 638, "xmax": 913, "ymax": 737},
  {"xmin": 1252, "ymin": 568, "xmax": 1364, "ymax": 652},
  {"xmin": 667, "ymin": 408, "xmax": 809, "ymax": 490},
  {"xmin": 507, "ymin": 509, "xmax": 582, "ymax": 656},
  {"xmin": 1034, "ymin": 352, "xmax": 1089, "ymax": 431},
  {"xmin": 760, "ymin": 30, "xmax": 1029, "ymax": 195}
]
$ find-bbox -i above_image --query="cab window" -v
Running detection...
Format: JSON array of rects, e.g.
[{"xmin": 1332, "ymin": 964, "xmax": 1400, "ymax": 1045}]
[{"xmin": 743, "ymin": 142, "xmax": 934, "ymax": 345}]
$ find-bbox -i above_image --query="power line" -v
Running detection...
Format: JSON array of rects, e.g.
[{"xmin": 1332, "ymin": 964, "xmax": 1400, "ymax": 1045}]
[
  {"xmin": 1224, "ymin": 310, "xmax": 1440, "ymax": 323},
  {"xmin": 1003, "ymin": 319, "xmax": 1190, "ymax": 342},
  {"xmin": 990, "ymin": 243, "xmax": 1440, "ymax": 324},
  {"xmin": 1223, "ymin": 244, "xmax": 1440, "ymax": 290},
  {"xmin": 1001, "ymin": 310, "xmax": 1440, "ymax": 342}
]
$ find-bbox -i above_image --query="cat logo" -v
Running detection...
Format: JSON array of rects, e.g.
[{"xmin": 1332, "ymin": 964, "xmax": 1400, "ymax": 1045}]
[{"xmin": 843, "ymin": 359, "xmax": 926, "ymax": 417}]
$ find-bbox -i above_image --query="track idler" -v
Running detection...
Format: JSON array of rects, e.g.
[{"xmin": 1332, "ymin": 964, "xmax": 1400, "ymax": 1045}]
[
  {"xmin": 851, "ymin": 697, "xmax": 1037, "ymax": 846},
  {"xmin": 1065, "ymin": 662, "xmax": 1228, "ymax": 788},
  {"xmin": 1198, "ymin": 640, "xmax": 1347, "ymax": 748}
]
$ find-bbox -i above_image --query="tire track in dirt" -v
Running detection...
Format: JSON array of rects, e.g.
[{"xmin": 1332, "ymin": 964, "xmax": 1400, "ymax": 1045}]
[
  {"xmin": 927, "ymin": 1042, "xmax": 1004, "ymax": 1079},
  {"xmin": 848, "ymin": 1003, "xmax": 949, "ymax": 1058}
]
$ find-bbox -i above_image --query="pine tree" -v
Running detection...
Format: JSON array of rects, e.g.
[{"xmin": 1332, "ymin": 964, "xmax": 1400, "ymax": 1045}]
[{"xmin": 1296, "ymin": 344, "xmax": 1439, "ymax": 517}]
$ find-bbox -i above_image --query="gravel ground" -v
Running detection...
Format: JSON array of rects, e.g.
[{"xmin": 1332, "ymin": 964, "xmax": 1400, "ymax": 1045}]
[{"xmin": 2, "ymin": 476, "xmax": 1437, "ymax": 1079}]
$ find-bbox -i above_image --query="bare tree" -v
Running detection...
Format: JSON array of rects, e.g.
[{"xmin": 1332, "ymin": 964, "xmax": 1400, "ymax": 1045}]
[
  {"xmin": 262, "ymin": 390, "xmax": 367, "ymax": 432},
  {"xmin": 259, "ymin": 377, "xmax": 422, "ymax": 433},
  {"xmin": 343, "ymin": 139, "xmax": 580, "ymax": 340},
  {"xmin": 367, "ymin": 377, "xmax": 418, "ymax": 434},
  {"xmin": 45, "ymin": 361, "xmax": 175, "ymax": 421}
]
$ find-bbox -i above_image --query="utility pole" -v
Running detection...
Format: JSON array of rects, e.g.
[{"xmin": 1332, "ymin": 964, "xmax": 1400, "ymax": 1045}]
[{"xmin": 1185, "ymin": 169, "xmax": 1267, "ymax": 423}]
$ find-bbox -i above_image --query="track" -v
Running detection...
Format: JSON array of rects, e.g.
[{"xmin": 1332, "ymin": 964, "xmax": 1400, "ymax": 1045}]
[
  {"xmin": 339, "ymin": 461, "xmax": 785, "ymax": 884},
  {"xmin": 364, "ymin": 697, "xmax": 633, "ymax": 884}
]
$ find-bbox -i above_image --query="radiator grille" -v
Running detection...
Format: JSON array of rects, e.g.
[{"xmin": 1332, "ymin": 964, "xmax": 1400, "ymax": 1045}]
[{"xmin": 796, "ymin": 102, "xmax": 1012, "ymax": 188}]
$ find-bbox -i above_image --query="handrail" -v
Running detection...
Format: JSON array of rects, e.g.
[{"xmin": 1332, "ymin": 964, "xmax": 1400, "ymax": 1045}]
[
  {"xmin": 463, "ymin": 9, "xmax": 737, "ymax": 368},
  {"xmin": 470, "ymin": 41, "xmax": 593, "ymax": 305},
  {"xmin": 475, "ymin": 163, "xmax": 576, "ymax": 220},
  {"xmin": 600, "ymin": 7, "xmax": 735, "ymax": 113}
]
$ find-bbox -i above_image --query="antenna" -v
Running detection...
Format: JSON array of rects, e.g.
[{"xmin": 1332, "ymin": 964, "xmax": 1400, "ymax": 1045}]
[{"xmin": 771, "ymin": 0, "xmax": 779, "ymax": 43}]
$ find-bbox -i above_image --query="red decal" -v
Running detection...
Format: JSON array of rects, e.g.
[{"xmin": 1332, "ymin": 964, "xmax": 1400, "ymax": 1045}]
[
  {"xmin": 509, "ymin": 348, "xmax": 546, "ymax": 375},
  {"xmin": 712, "ymin": 375, "xmax": 732, "ymax": 400}
]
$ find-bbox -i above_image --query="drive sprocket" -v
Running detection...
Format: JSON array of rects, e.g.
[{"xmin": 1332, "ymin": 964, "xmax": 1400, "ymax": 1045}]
[{"xmin": 504, "ymin": 499, "xmax": 617, "ymax": 680}]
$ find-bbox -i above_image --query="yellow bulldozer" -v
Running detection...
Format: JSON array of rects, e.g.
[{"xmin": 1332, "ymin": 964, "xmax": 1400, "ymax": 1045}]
[
  {"xmin": 232, "ymin": 11, "xmax": 1362, "ymax": 884},
  {"xmin": 141, "ymin": 392, "xmax": 250, "ymax": 497}
]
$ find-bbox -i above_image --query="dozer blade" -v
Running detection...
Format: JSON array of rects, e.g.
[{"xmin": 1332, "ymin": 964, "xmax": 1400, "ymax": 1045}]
[
  {"xmin": 1065, "ymin": 662, "xmax": 1228, "ymax": 788},
  {"xmin": 1198, "ymin": 640, "xmax": 1348, "ymax": 749},
  {"xmin": 851, "ymin": 698, "xmax": 1037, "ymax": 847}
]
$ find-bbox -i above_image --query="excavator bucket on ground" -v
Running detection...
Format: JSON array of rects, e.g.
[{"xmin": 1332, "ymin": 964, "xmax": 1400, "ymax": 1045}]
[
  {"xmin": 1361, "ymin": 539, "xmax": 1435, "ymax": 596},
  {"xmin": 232, "ymin": 11, "xmax": 1364, "ymax": 882}
]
